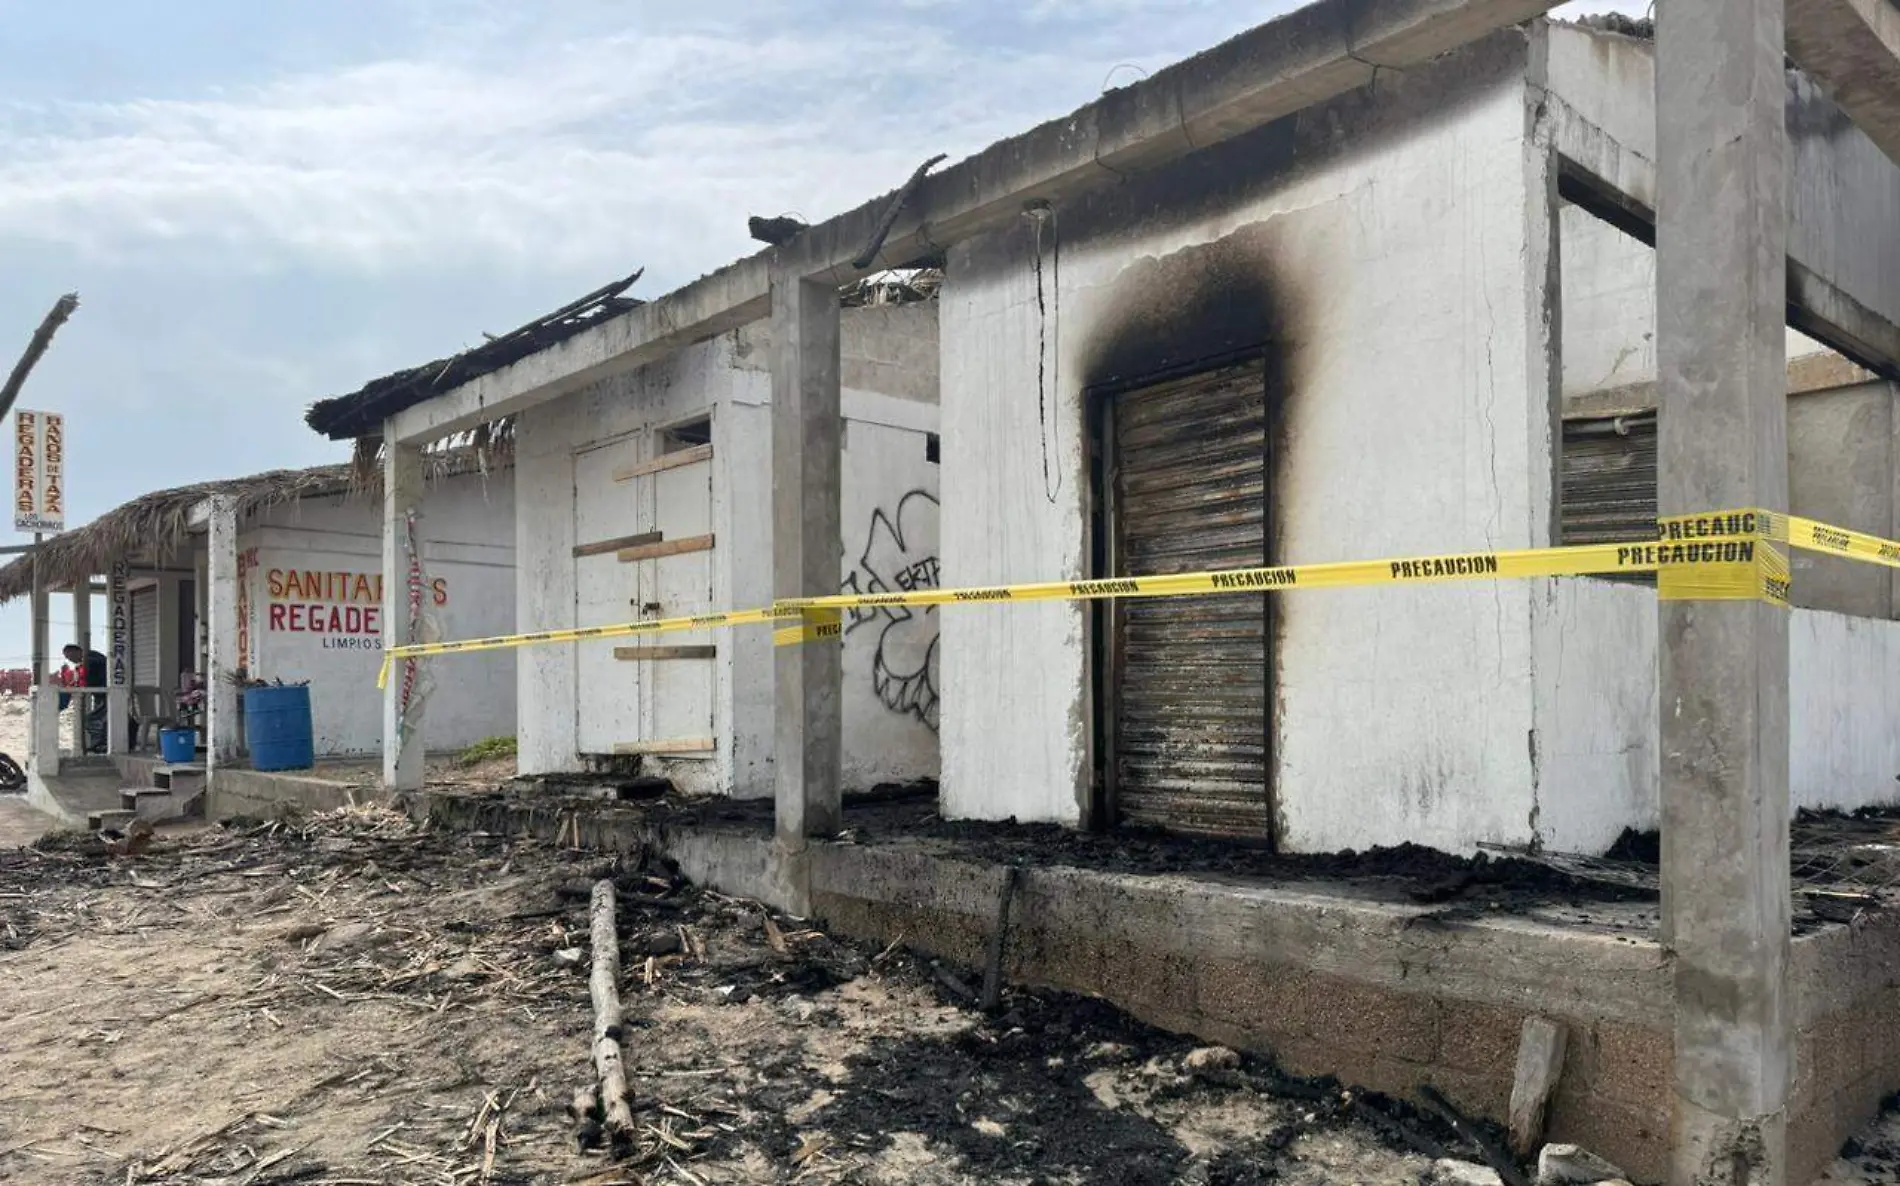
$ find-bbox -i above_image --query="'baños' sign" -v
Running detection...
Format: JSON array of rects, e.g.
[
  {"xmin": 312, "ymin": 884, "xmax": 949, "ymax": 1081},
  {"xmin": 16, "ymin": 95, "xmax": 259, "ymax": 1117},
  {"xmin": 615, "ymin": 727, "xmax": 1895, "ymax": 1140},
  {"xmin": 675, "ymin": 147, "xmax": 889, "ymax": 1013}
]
[{"xmin": 265, "ymin": 568, "xmax": 448, "ymax": 652}]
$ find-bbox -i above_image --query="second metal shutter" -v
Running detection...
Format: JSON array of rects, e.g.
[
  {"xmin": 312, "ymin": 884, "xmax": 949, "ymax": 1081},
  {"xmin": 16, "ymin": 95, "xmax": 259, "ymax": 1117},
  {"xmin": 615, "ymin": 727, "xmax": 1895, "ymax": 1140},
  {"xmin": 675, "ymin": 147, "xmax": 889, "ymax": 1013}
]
[
  {"xmin": 1108, "ymin": 361, "xmax": 1272, "ymax": 840},
  {"xmin": 132, "ymin": 586, "xmax": 159, "ymax": 685},
  {"xmin": 1560, "ymin": 412, "xmax": 1657, "ymax": 545}
]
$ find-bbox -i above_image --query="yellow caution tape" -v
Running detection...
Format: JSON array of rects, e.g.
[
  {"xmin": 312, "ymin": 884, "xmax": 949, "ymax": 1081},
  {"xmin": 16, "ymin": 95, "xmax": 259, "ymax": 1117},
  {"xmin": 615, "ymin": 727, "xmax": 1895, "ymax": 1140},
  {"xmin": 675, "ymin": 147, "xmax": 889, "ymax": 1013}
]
[
  {"xmin": 1779, "ymin": 513, "xmax": 1900, "ymax": 569},
  {"xmin": 1649, "ymin": 511, "xmax": 1791, "ymax": 607},
  {"xmin": 373, "ymin": 507, "xmax": 1900, "ymax": 681},
  {"xmin": 772, "ymin": 608, "xmax": 844, "ymax": 648},
  {"xmin": 773, "ymin": 539, "xmax": 1654, "ymax": 616},
  {"xmin": 375, "ymin": 605, "xmax": 798, "ymax": 689}
]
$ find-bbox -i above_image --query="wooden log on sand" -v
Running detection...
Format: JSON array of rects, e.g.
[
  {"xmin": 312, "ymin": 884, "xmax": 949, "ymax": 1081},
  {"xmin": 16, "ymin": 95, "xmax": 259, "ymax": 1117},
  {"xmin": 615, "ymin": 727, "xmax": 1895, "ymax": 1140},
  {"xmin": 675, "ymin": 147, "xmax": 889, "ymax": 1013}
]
[{"xmin": 589, "ymin": 879, "xmax": 637, "ymax": 1145}]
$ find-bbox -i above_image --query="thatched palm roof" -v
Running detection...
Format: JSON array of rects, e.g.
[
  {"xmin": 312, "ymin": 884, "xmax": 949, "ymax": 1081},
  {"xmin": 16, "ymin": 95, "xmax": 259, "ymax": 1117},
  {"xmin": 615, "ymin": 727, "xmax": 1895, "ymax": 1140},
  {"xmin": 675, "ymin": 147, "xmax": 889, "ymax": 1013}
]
[{"xmin": 0, "ymin": 448, "xmax": 508, "ymax": 604}]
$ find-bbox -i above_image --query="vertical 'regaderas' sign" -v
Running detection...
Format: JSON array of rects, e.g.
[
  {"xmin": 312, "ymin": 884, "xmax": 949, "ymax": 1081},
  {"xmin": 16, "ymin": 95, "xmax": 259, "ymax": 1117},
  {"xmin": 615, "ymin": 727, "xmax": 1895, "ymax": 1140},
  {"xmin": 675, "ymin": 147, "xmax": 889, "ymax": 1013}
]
[{"xmin": 14, "ymin": 409, "xmax": 64, "ymax": 533}]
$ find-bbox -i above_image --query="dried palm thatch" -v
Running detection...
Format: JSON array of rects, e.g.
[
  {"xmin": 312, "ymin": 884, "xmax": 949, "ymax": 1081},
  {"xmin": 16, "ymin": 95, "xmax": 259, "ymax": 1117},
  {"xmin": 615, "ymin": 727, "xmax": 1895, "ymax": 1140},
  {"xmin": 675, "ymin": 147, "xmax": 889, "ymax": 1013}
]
[
  {"xmin": 0, "ymin": 447, "xmax": 509, "ymax": 605},
  {"xmin": 306, "ymin": 270, "xmax": 642, "ymax": 442},
  {"xmin": 840, "ymin": 268, "xmax": 943, "ymax": 308},
  {"xmin": 347, "ymin": 419, "xmax": 516, "ymax": 486}
]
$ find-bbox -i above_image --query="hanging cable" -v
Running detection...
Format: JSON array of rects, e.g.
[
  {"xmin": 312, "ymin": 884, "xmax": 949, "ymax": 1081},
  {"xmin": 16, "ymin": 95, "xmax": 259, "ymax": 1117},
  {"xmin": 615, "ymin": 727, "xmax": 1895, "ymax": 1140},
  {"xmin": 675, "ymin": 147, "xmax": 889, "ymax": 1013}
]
[
  {"xmin": 1027, "ymin": 200, "xmax": 1061, "ymax": 504},
  {"xmin": 1050, "ymin": 205, "xmax": 1062, "ymax": 505}
]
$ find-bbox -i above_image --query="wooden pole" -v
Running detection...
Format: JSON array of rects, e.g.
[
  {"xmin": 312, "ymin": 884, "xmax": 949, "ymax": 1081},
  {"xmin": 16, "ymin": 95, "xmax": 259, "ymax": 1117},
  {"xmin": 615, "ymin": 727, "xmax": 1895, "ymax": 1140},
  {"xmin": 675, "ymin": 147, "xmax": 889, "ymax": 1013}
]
[
  {"xmin": 30, "ymin": 533, "xmax": 46, "ymax": 683},
  {"xmin": 588, "ymin": 880, "xmax": 636, "ymax": 1145},
  {"xmin": 0, "ymin": 294, "xmax": 79, "ymax": 424}
]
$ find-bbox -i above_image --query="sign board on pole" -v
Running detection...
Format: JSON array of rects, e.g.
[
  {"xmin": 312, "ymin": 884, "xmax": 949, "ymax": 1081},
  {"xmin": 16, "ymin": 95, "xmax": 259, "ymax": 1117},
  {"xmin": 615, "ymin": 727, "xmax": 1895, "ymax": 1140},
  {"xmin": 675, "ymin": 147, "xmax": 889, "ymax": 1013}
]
[
  {"xmin": 109, "ymin": 559, "xmax": 129, "ymax": 687},
  {"xmin": 14, "ymin": 410, "xmax": 64, "ymax": 533}
]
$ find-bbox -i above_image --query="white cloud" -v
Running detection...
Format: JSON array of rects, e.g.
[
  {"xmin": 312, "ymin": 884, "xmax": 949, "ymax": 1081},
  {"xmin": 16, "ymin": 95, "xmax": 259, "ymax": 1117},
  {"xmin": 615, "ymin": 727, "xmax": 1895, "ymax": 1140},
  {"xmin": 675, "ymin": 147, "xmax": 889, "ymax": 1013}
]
[
  {"xmin": 0, "ymin": 2, "xmax": 1294, "ymax": 283},
  {"xmin": 0, "ymin": 0, "xmax": 1651, "ymax": 285}
]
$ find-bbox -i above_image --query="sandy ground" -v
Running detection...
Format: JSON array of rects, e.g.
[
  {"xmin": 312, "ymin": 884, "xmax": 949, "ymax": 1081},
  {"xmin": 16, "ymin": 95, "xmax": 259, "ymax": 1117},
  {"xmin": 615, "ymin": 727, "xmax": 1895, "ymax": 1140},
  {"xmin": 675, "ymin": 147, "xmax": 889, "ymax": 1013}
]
[
  {"xmin": 0, "ymin": 795, "xmax": 55, "ymax": 847},
  {"xmin": 0, "ymin": 809, "xmax": 1464, "ymax": 1186},
  {"xmin": 0, "ymin": 806, "xmax": 1894, "ymax": 1186},
  {"xmin": 0, "ymin": 690, "xmax": 75, "ymax": 766},
  {"xmin": 0, "ymin": 693, "xmax": 30, "ymax": 765}
]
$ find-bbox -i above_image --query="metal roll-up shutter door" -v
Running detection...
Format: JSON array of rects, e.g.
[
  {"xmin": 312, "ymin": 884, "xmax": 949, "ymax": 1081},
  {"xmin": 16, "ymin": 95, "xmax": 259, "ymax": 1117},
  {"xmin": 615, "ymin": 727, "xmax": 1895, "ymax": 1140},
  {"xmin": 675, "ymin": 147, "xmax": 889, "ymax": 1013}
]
[
  {"xmin": 1561, "ymin": 412, "xmax": 1657, "ymax": 584},
  {"xmin": 132, "ymin": 587, "xmax": 159, "ymax": 685},
  {"xmin": 1109, "ymin": 361, "xmax": 1271, "ymax": 840}
]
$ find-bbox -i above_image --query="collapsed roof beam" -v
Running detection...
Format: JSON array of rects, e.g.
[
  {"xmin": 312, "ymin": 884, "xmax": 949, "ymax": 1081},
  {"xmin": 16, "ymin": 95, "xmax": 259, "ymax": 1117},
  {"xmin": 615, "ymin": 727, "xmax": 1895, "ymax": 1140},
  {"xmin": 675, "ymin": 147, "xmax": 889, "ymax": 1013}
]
[
  {"xmin": 1552, "ymin": 104, "xmax": 1900, "ymax": 380},
  {"xmin": 388, "ymin": 0, "xmax": 1562, "ymax": 446},
  {"xmin": 1787, "ymin": 0, "xmax": 1900, "ymax": 167}
]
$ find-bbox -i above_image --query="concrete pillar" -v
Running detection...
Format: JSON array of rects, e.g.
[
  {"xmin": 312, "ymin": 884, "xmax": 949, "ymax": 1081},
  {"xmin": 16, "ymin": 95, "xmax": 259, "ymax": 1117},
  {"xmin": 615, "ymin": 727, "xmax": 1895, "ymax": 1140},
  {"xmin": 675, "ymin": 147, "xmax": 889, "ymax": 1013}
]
[
  {"xmin": 206, "ymin": 498, "xmax": 243, "ymax": 770},
  {"xmin": 1656, "ymin": 0, "xmax": 1792, "ymax": 1175},
  {"xmin": 771, "ymin": 270, "xmax": 843, "ymax": 847},
  {"xmin": 28, "ymin": 685, "xmax": 59, "ymax": 777},
  {"xmin": 382, "ymin": 438, "xmax": 425, "ymax": 791},
  {"xmin": 72, "ymin": 584, "xmax": 90, "ymax": 655}
]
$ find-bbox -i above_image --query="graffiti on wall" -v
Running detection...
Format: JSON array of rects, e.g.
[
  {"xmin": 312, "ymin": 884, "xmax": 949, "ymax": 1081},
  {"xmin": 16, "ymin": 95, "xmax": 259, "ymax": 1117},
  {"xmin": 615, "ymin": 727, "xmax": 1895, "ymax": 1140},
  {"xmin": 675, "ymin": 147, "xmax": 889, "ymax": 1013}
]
[
  {"xmin": 842, "ymin": 490, "xmax": 940, "ymax": 731},
  {"xmin": 236, "ymin": 548, "xmax": 259, "ymax": 673}
]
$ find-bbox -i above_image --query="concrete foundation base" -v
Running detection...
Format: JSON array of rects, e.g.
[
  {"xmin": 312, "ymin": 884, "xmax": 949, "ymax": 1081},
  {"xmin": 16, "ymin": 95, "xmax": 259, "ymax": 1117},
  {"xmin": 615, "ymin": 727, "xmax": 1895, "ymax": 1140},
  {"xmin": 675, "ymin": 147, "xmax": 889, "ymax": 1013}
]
[
  {"xmin": 205, "ymin": 766, "xmax": 386, "ymax": 819},
  {"xmin": 193, "ymin": 781, "xmax": 1894, "ymax": 1185},
  {"xmin": 26, "ymin": 758, "xmax": 132, "ymax": 827}
]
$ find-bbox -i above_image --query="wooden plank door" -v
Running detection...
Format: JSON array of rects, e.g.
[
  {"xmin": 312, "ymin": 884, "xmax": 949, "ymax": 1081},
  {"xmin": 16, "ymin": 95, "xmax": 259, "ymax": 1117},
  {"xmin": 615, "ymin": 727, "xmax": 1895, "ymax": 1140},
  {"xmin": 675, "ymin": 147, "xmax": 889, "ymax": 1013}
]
[
  {"xmin": 640, "ymin": 448, "xmax": 716, "ymax": 752},
  {"xmin": 574, "ymin": 433, "xmax": 649, "ymax": 754}
]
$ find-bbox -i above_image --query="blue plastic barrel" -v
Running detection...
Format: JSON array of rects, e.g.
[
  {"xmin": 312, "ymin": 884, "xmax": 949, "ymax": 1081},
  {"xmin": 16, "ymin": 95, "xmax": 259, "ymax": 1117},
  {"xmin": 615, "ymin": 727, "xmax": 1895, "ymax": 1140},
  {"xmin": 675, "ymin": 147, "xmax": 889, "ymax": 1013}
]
[
  {"xmin": 244, "ymin": 685, "xmax": 315, "ymax": 772},
  {"xmin": 159, "ymin": 728, "xmax": 197, "ymax": 764}
]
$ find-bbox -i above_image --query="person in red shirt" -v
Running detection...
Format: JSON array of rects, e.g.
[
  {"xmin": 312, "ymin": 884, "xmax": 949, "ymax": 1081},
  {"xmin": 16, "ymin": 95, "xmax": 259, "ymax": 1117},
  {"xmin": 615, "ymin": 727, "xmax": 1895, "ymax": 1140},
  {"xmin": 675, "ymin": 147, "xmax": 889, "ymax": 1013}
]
[{"xmin": 61, "ymin": 644, "xmax": 108, "ymax": 753}]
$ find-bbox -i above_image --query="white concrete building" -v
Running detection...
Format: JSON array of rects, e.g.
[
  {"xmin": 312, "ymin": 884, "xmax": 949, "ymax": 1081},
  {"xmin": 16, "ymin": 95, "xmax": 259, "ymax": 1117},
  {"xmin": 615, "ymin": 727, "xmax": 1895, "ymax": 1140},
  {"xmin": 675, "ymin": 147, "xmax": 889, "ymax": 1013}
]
[
  {"xmin": 335, "ymin": 16, "xmax": 1900, "ymax": 859},
  {"xmin": 0, "ymin": 456, "xmax": 516, "ymax": 787},
  {"xmin": 307, "ymin": 297, "xmax": 941, "ymax": 797},
  {"xmin": 933, "ymin": 21, "xmax": 1900, "ymax": 853},
  {"xmin": 289, "ymin": 1, "xmax": 1900, "ymax": 1174}
]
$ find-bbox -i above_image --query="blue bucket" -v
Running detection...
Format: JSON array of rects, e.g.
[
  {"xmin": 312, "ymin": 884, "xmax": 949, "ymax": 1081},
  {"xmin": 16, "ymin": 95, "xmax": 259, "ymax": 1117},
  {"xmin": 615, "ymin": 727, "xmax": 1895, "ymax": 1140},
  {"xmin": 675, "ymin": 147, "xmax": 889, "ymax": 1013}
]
[
  {"xmin": 244, "ymin": 684, "xmax": 315, "ymax": 772},
  {"xmin": 159, "ymin": 728, "xmax": 197, "ymax": 764}
]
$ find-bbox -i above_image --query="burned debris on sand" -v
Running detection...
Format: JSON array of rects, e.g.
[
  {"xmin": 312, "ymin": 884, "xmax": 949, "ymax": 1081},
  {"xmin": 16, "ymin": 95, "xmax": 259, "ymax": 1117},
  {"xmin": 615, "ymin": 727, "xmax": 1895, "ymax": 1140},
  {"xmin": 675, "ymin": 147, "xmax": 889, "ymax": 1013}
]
[{"xmin": 3, "ymin": 807, "xmax": 1554, "ymax": 1185}]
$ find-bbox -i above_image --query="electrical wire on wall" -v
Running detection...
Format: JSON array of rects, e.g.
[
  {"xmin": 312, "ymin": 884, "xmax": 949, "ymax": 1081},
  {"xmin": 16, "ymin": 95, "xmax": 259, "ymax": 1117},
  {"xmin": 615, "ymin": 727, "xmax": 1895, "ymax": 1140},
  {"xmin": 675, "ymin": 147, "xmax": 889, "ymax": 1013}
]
[{"xmin": 1026, "ymin": 200, "xmax": 1062, "ymax": 505}]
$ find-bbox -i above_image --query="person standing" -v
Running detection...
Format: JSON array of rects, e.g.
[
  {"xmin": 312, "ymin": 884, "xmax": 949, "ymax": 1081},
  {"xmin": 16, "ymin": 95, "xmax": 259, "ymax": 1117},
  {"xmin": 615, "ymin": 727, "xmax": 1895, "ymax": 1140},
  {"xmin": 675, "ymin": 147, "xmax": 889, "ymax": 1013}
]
[{"xmin": 61, "ymin": 643, "xmax": 108, "ymax": 754}]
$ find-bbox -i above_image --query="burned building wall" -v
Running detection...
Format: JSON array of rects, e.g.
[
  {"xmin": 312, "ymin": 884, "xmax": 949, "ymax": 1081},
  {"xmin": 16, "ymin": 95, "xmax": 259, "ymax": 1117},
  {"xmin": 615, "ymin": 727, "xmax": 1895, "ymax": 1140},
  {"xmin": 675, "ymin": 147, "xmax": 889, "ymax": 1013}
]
[
  {"xmin": 938, "ymin": 31, "xmax": 1556, "ymax": 851},
  {"xmin": 1529, "ymin": 21, "xmax": 1900, "ymax": 853}
]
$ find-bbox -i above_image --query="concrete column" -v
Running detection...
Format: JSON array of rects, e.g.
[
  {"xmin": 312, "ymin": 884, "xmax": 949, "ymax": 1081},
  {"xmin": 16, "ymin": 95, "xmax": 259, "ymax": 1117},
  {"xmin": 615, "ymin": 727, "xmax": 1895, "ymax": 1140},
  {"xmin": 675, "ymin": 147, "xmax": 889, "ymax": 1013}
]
[
  {"xmin": 28, "ymin": 685, "xmax": 59, "ymax": 777},
  {"xmin": 382, "ymin": 438, "xmax": 425, "ymax": 791},
  {"xmin": 206, "ymin": 498, "xmax": 243, "ymax": 770},
  {"xmin": 1657, "ymin": 0, "xmax": 1792, "ymax": 1176},
  {"xmin": 72, "ymin": 584, "xmax": 90, "ymax": 655},
  {"xmin": 771, "ymin": 270, "xmax": 843, "ymax": 847}
]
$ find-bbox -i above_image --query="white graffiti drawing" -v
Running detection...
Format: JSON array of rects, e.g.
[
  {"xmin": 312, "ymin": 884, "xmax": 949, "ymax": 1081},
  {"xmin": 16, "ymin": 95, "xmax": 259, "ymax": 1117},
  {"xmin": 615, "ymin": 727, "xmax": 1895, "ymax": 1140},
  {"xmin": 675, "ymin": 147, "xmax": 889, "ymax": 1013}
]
[{"xmin": 845, "ymin": 490, "xmax": 940, "ymax": 732}]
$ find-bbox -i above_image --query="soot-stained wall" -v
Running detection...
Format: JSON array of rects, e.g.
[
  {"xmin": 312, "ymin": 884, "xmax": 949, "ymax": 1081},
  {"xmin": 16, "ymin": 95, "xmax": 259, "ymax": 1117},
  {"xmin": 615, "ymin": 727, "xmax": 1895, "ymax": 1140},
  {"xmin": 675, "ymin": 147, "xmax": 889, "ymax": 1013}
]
[{"xmin": 939, "ymin": 31, "xmax": 1555, "ymax": 851}]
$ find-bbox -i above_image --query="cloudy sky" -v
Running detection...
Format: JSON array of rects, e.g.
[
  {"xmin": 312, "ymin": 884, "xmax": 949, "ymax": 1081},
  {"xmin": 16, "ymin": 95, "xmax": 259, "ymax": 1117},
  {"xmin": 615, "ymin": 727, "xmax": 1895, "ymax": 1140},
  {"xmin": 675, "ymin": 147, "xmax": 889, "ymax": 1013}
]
[{"xmin": 0, "ymin": 0, "xmax": 1635, "ymax": 664}]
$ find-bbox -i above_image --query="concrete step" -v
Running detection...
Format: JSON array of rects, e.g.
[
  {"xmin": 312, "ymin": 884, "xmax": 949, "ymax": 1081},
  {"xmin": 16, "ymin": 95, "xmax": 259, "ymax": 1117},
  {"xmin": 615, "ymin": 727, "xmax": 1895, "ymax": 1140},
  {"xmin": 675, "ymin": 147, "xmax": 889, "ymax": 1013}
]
[
  {"xmin": 164, "ymin": 785, "xmax": 207, "ymax": 821},
  {"xmin": 88, "ymin": 808, "xmax": 138, "ymax": 833},
  {"xmin": 120, "ymin": 788, "xmax": 179, "ymax": 820},
  {"xmin": 154, "ymin": 765, "xmax": 206, "ymax": 793}
]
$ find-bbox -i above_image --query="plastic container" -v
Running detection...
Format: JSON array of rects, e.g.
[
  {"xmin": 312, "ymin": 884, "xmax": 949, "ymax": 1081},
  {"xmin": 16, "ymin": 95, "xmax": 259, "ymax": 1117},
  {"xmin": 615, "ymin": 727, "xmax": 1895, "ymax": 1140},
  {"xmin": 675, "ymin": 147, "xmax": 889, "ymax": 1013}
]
[
  {"xmin": 243, "ymin": 684, "xmax": 314, "ymax": 772},
  {"xmin": 159, "ymin": 728, "xmax": 197, "ymax": 764}
]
